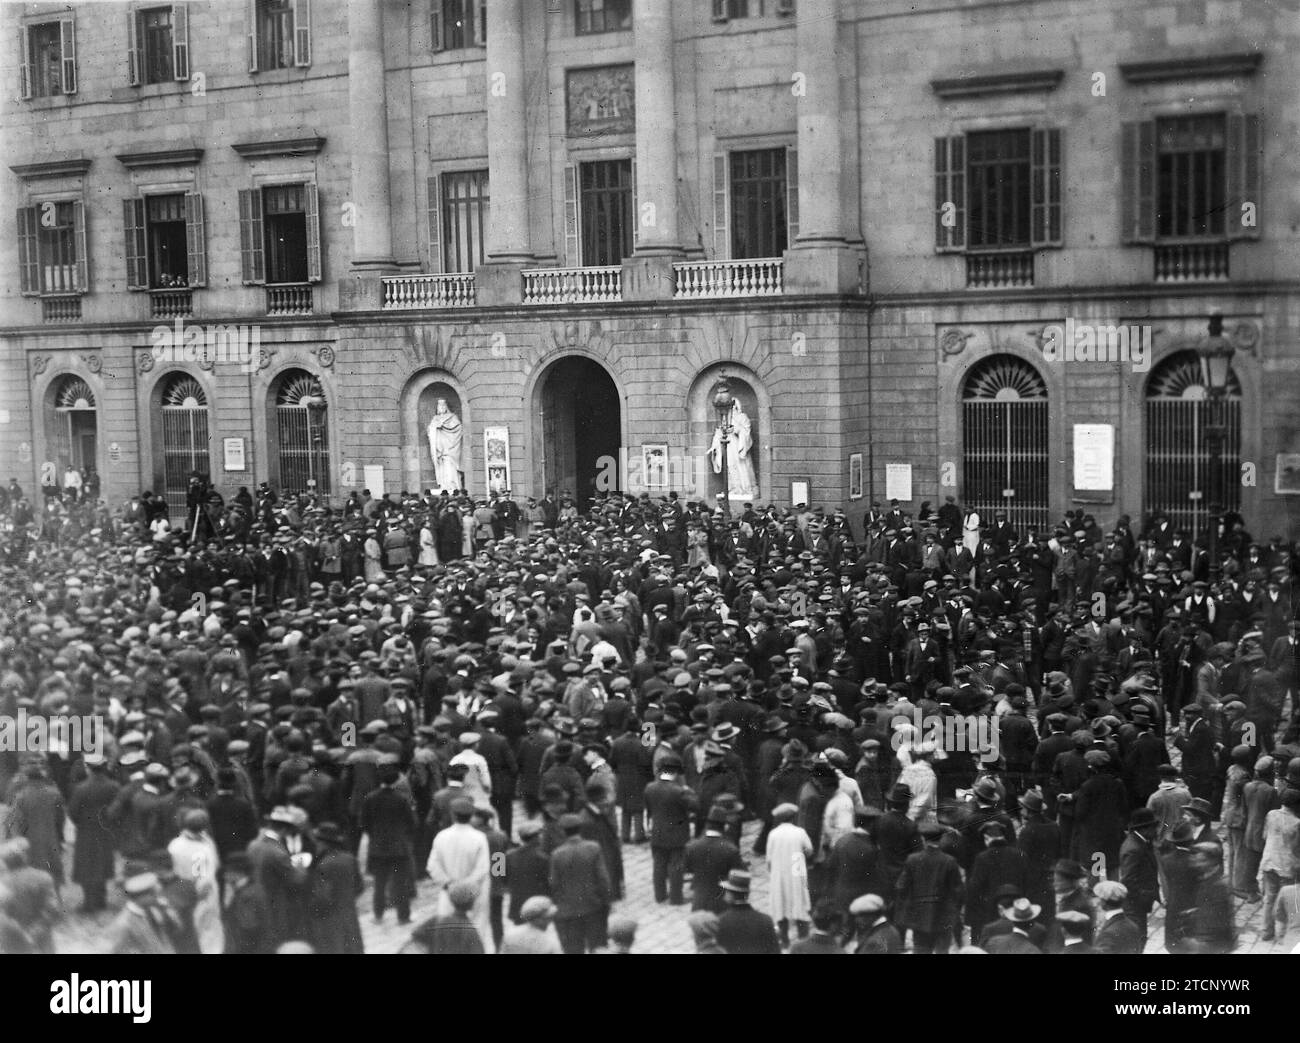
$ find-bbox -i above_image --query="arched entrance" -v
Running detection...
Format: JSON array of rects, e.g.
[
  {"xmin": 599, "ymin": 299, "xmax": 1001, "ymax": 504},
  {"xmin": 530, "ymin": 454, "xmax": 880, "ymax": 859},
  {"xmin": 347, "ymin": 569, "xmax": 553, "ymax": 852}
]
[
  {"xmin": 50, "ymin": 375, "xmax": 98, "ymax": 476},
  {"xmin": 538, "ymin": 357, "xmax": 621, "ymax": 510},
  {"xmin": 961, "ymin": 355, "xmax": 1050, "ymax": 533},
  {"xmin": 270, "ymin": 369, "xmax": 331, "ymax": 496},
  {"xmin": 1145, "ymin": 350, "xmax": 1241, "ymax": 538},
  {"xmin": 157, "ymin": 374, "xmax": 212, "ymax": 517}
]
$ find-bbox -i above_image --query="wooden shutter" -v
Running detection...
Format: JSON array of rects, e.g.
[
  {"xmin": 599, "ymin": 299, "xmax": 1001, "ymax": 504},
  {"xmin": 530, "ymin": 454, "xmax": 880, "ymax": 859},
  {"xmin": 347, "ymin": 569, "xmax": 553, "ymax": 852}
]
[
  {"xmin": 293, "ymin": 0, "xmax": 311, "ymax": 66},
  {"xmin": 173, "ymin": 4, "xmax": 190, "ymax": 80},
  {"xmin": 185, "ymin": 192, "xmax": 207, "ymax": 286},
  {"xmin": 17, "ymin": 206, "xmax": 40, "ymax": 295},
  {"xmin": 1030, "ymin": 127, "xmax": 1062, "ymax": 248},
  {"xmin": 305, "ymin": 182, "xmax": 322, "ymax": 282},
  {"xmin": 431, "ymin": 1, "xmax": 443, "ymax": 51},
  {"xmin": 934, "ymin": 135, "xmax": 965, "ymax": 252},
  {"xmin": 785, "ymin": 145, "xmax": 799, "ymax": 245},
  {"xmin": 60, "ymin": 17, "xmax": 77, "ymax": 95},
  {"xmin": 127, "ymin": 11, "xmax": 142, "ymax": 86},
  {"xmin": 712, "ymin": 152, "xmax": 729, "ymax": 259},
  {"xmin": 123, "ymin": 198, "xmax": 148, "ymax": 290},
  {"xmin": 248, "ymin": 0, "xmax": 259, "ymax": 72},
  {"xmin": 712, "ymin": 0, "xmax": 729, "ymax": 23},
  {"xmin": 1120, "ymin": 120, "xmax": 1155, "ymax": 244},
  {"xmin": 72, "ymin": 199, "xmax": 88, "ymax": 291},
  {"xmin": 1225, "ymin": 113, "xmax": 1262, "ymax": 241},
  {"xmin": 18, "ymin": 26, "xmax": 31, "ymax": 99},
  {"xmin": 474, "ymin": 0, "xmax": 486, "ymax": 46},
  {"xmin": 563, "ymin": 163, "xmax": 581, "ymax": 266},
  {"xmin": 427, "ymin": 174, "xmax": 442, "ymax": 272},
  {"xmin": 238, "ymin": 188, "xmax": 265, "ymax": 284},
  {"xmin": 630, "ymin": 157, "xmax": 638, "ymax": 249}
]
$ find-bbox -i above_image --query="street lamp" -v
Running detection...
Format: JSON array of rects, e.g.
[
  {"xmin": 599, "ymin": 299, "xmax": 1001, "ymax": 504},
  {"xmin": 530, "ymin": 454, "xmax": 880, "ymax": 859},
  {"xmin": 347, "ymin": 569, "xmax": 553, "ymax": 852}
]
[
  {"xmin": 299, "ymin": 395, "xmax": 326, "ymax": 499},
  {"xmin": 1195, "ymin": 313, "xmax": 1236, "ymax": 577},
  {"xmin": 712, "ymin": 377, "xmax": 734, "ymax": 516}
]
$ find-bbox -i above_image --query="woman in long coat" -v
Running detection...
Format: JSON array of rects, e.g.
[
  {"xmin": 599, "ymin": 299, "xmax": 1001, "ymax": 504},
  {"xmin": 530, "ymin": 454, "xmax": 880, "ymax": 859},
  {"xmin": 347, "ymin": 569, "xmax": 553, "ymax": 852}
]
[
  {"xmin": 363, "ymin": 530, "xmax": 385, "ymax": 582},
  {"xmin": 167, "ymin": 810, "xmax": 224, "ymax": 954},
  {"xmin": 765, "ymin": 804, "xmax": 813, "ymax": 945},
  {"xmin": 307, "ymin": 823, "xmax": 364, "ymax": 954}
]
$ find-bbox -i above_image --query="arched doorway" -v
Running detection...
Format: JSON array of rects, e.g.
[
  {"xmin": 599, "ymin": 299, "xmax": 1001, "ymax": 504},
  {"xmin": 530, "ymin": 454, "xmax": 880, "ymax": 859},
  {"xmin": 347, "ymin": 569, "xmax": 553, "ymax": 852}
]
[
  {"xmin": 1145, "ymin": 350, "xmax": 1241, "ymax": 538},
  {"xmin": 538, "ymin": 357, "xmax": 620, "ymax": 510},
  {"xmin": 271, "ymin": 369, "xmax": 331, "ymax": 496},
  {"xmin": 961, "ymin": 355, "xmax": 1050, "ymax": 533},
  {"xmin": 158, "ymin": 374, "xmax": 212, "ymax": 517},
  {"xmin": 50, "ymin": 375, "xmax": 98, "ymax": 477}
]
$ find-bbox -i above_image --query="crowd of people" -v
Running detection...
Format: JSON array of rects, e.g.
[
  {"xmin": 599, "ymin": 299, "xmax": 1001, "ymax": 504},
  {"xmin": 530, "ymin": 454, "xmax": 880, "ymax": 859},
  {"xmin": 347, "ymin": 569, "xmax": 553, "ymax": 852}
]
[{"xmin": 0, "ymin": 474, "xmax": 1296, "ymax": 954}]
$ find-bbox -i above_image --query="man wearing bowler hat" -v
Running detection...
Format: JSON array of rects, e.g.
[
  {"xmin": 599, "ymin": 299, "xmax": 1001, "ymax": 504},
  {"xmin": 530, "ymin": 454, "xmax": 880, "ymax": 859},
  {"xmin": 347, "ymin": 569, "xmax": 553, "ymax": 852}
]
[{"xmin": 716, "ymin": 869, "xmax": 780, "ymax": 954}]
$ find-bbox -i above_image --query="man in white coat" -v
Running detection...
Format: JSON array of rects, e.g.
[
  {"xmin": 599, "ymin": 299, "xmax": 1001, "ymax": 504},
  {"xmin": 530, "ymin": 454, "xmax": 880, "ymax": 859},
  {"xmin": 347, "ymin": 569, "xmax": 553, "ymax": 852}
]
[
  {"xmin": 167, "ymin": 809, "xmax": 224, "ymax": 954},
  {"xmin": 428, "ymin": 796, "xmax": 494, "ymax": 952},
  {"xmin": 766, "ymin": 803, "xmax": 813, "ymax": 949}
]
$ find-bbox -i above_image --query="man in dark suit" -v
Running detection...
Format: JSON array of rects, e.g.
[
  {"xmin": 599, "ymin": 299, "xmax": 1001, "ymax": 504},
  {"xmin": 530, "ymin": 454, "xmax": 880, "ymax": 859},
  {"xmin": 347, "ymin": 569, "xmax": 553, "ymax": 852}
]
[
  {"xmin": 504, "ymin": 821, "xmax": 551, "ymax": 924},
  {"xmin": 1173, "ymin": 707, "xmax": 1220, "ymax": 804},
  {"xmin": 827, "ymin": 810, "xmax": 882, "ymax": 915},
  {"xmin": 359, "ymin": 757, "xmax": 417, "ymax": 924},
  {"xmin": 1119, "ymin": 808, "xmax": 1161, "ymax": 937},
  {"xmin": 964, "ymin": 822, "xmax": 1029, "ymax": 942},
  {"xmin": 1056, "ymin": 909, "xmax": 1095, "ymax": 952},
  {"xmin": 548, "ymin": 814, "xmax": 612, "ymax": 954},
  {"xmin": 1092, "ymin": 880, "xmax": 1144, "ymax": 953},
  {"xmin": 684, "ymin": 807, "xmax": 746, "ymax": 912},
  {"xmin": 981, "ymin": 897, "xmax": 1043, "ymax": 953},
  {"xmin": 643, "ymin": 754, "xmax": 698, "ymax": 904},
  {"xmin": 716, "ymin": 870, "xmax": 781, "ymax": 953},
  {"xmin": 894, "ymin": 821, "xmax": 964, "ymax": 953},
  {"xmin": 577, "ymin": 781, "xmax": 624, "ymax": 900},
  {"xmin": 875, "ymin": 785, "xmax": 920, "ymax": 898},
  {"xmin": 473, "ymin": 710, "xmax": 519, "ymax": 838}
]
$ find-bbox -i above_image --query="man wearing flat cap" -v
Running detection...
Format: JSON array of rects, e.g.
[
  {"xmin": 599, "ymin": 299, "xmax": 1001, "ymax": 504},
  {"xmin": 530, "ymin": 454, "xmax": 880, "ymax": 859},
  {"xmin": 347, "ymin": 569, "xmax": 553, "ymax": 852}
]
[
  {"xmin": 549, "ymin": 812, "xmax": 613, "ymax": 953},
  {"xmin": 360, "ymin": 757, "xmax": 417, "ymax": 927},
  {"xmin": 428, "ymin": 795, "xmax": 493, "ymax": 952}
]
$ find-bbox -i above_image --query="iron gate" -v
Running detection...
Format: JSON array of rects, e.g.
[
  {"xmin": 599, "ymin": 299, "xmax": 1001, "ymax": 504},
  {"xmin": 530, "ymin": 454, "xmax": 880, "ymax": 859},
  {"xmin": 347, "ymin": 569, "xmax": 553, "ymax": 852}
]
[
  {"xmin": 961, "ymin": 356, "xmax": 1051, "ymax": 534},
  {"xmin": 275, "ymin": 371, "xmax": 331, "ymax": 496},
  {"xmin": 160, "ymin": 376, "xmax": 210, "ymax": 517},
  {"xmin": 1145, "ymin": 351, "xmax": 1240, "ymax": 538}
]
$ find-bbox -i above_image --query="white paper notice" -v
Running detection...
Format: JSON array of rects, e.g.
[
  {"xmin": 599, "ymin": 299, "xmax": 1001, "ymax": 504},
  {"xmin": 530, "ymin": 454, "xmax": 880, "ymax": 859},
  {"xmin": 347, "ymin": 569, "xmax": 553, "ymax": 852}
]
[
  {"xmin": 885, "ymin": 464, "xmax": 912, "ymax": 502},
  {"xmin": 363, "ymin": 465, "xmax": 385, "ymax": 499},
  {"xmin": 1073, "ymin": 424, "xmax": 1114, "ymax": 491}
]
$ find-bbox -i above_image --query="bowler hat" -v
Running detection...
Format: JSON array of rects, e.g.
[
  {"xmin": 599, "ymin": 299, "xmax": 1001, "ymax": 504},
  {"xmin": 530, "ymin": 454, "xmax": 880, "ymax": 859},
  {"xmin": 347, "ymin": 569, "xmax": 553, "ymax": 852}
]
[{"xmin": 718, "ymin": 869, "xmax": 753, "ymax": 894}]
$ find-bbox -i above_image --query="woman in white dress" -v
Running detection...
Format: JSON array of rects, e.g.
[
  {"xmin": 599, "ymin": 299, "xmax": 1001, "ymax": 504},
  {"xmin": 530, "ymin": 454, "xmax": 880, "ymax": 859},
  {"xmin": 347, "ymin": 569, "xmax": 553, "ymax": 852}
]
[{"xmin": 167, "ymin": 809, "xmax": 224, "ymax": 954}]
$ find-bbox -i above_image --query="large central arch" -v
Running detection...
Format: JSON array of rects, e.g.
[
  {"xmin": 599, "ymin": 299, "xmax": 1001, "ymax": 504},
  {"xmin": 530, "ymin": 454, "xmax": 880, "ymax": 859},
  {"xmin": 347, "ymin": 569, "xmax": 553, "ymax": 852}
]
[{"xmin": 533, "ymin": 356, "xmax": 622, "ymax": 510}]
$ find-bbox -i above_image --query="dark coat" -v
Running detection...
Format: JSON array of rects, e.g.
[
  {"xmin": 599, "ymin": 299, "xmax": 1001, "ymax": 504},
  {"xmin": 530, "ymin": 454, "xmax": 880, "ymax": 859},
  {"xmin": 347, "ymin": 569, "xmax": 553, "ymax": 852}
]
[
  {"xmin": 826, "ymin": 830, "xmax": 881, "ymax": 913},
  {"xmin": 1158, "ymin": 844, "xmax": 1200, "ymax": 949},
  {"xmin": 964, "ymin": 842, "xmax": 1029, "ymax": 934},
  {"xmin": 855, "ymin": 918, "xmax": 903, "ymax": 953},
  {"xmin": 1071, "ymin": 771, "xmax": 1129, "ymax": 869},
  {"xmin": 360, "ymin": 785, "xmax": 417, "ymax": 864},
  {"xmin": 505, "ymin": 844, "xmax": 551, "ymax": 922},
  {"xmin": 1093, "ymin": 911, "xmax": 1144, "ymax": 954},
  {"xmin": 1123, "ymin": 730, "xmax": 1169, "ymax": 805},
  {"xmin": 307, "ymin": 847, "xmax": 365, "ymax": 954},
  {"xmin": 10, "ymin": 779, "xmax": 66, "ymax": 884},
  {"xmin": 874, "ymin": 810, "xmax": 920, "ymax": 893},
  {"xmin": 716, "ymin": 904, "xmax": 781, "ymax": 954},
  {"xmin": 1181, "ymin": 876, "xmax": 1236, "ymax": 953},
  {"xmin": 643, "ymin": 778, "xmax": 698, "ymax": 849},
  {"xmin": 683, "ymin": 833, "xmax": 745, "ymax": 912},
  {"xmin": 1119, "ymin": 832, "xmax": 1161, "ymax": 909},
  {"xmin": 68, "ymin": 772, "xmax": 120, "ymax": 886},
  {"xmin": 245, "ymin": 831, "xmax": 305, "ymax": 948},
  {"xmin": 1016, "ymin": 815, "xmax": 1061, "ymax": 909},
  {"xmin": 894, "ymin": 846, "xmax": 963, "ymax": 933},
  {"xmin": 983, "ymin": 928, "xmax": 1042, "ymax": 954},
  {"xmin": 609, "ymin": 733, "xmax": 652, "ymax": 809},
  {"xmin": 578, "ymin": 802, "xmax": 624, "ymax": 895},
  {"xmin": 548, "ymin": 835, "xmax": 612, "ymax": 918},
  {"xmin": 206, "ymin": 791, "xmax": 258, "ymax": 860}
]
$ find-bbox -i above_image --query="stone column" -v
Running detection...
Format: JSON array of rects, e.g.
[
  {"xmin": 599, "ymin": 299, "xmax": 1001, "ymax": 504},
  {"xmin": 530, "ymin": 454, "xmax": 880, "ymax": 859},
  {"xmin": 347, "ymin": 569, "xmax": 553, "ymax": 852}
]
[
  {"xmin": 783, "ymin": 0, "xmax": 865, "ymax": 294},
  {"xmin": 624, "ymin": 0, "xmax": 682, "ymax": 300},
  {"xmin": 341, "ymin": 0, "xmax": 395, "ymax": 308}
]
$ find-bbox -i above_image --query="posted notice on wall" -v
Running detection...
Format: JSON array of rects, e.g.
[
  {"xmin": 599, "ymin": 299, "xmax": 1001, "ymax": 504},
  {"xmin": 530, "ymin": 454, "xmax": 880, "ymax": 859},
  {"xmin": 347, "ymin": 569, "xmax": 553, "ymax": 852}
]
[
  {"xmin": 223, "ymin": 438, "xmax": 246, "ymax": 472},
  {"xmin": 885, "ymin": 463, "xmax": 912, "ymax": 503},
  {"xmin": 363, "ymin": 465, "xmax": 384, "ymax": 499},
  {"xmin": 1073, "ymin": 423, "xmax": 1114, "ymax": 491}
]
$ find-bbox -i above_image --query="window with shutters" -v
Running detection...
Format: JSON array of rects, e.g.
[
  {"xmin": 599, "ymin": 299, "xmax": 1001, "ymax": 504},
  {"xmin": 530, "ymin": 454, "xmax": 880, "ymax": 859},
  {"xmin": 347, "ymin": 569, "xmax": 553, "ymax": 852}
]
[
  {"xmin": 140, "ymin": 7, "xmax": 174, "ymax": 82},
  {"xmin": 1156, "ymin": 115, "xmax": 1226, "ymax": 240},
  {"xmin": 729, "ymin": 148, "xmax": 787, "ymax": 259},
  {"xmin": 440, "ymin": 170, "xmax": 490, "ymax": 273},
  {"xmin": 579, "ymin": 159, "xmax": 633, "ymax": 267},
  {"xmin": 24, "ymin": 22, "xmax": 67, "ymax": 97},
  {"xmin": 255, "ymin": 0, "xmax": 296, "ymax": 70},
  {"xmin": 264, "ymin": 184, "xmax": 309, "ymax": 284},
  {"xmin": 576, "ymin": 0, "xmax": 630, "ymax": 35},
  {"xmin": 33, "ymin": 202, "xmax": 82, "ymax": 294},
  {"xmin": 435, "ymin": 0, "xmax": 484, "ymax": 50},
  {"xmin": 146, "ymin": 195, "xmax": 188, "ymax": 287},
  {"xmin": 712, "ymin": 0, "xmax": 751, "ymax": 21},
  {"xmin": 967, "ymin": 129, "xmax": 1031, "ymax": 249}
]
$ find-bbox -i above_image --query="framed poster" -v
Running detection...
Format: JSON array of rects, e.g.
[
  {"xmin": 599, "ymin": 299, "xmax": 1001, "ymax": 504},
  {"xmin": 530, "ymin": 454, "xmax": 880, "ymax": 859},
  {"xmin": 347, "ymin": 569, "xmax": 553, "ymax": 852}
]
[
  {"xmin": 484, "ymin": 426, "xmax": 510, "ymax": 495},
  {"xmin": 848, "ymin": 453, "xmax": 864, "ymax": 500},
  {"xmin": 885, "ymin": 463, "xmax": 912, "ymax": 502},
  {"xmin": 1276, "ymin": 453, "xmax": 1300, "ymax": 495},
  {"xmin": 790, "ymin": 479, "xmax": 810, "ymax": 508},
  {"xmin": 643, "ymin": 444, "xmax": 668, "ymax": 489},
  {"xmin": 223, "ymin": 437, "xmax": 246, "ymax": 472}
]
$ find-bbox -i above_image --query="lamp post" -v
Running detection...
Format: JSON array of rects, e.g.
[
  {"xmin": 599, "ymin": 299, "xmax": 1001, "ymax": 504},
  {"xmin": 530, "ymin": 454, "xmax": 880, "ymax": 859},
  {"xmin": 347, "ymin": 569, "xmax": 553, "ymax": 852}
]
[
  {"xmin": 1195, "ymin": 314, "xmax": 1236, "ymax": 578},
  {"xmin": 299, "ymin": 395, "xmax": 325, "ymax": 499},
  {"xmin": 712, "ymin": 378, "xmax": 734, "ymax": 517}
]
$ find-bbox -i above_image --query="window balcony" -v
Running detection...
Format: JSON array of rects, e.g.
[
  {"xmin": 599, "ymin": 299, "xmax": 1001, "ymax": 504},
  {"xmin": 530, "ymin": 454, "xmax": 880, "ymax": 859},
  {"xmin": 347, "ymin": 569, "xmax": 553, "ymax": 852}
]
[
  {"xmin": 1154, "ymin": 241, "xmax": 1229, "ymax": 283},
  {"xmin": 673, "ymin": 258, "xmax": 784, "ymax": 299},
  {"xmin": 522, "ymin": 266, "xmax": 622, "ymax": 305},
  {"xmin": 382, "ymin": 273, "xmax": 476, "ymax": 309},
  {"xmin": 150, "ymin": 288, "xmax": 193, "ymax": 318},
  {"xmin": 966, "ymin": 250, "xmax": 1034, "ymax": 289},
  {"xmin": 41, "ymin": 296, "xmax": 81, "ymax": 322},
  {"xmin": 266, "ymin": 283, "xmax": 313, "ymax": 315}
]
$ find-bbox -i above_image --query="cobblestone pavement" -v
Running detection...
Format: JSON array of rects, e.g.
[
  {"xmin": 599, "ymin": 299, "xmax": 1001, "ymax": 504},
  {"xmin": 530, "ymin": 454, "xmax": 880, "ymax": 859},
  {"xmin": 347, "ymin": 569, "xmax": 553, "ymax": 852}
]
[{"xmin": 35, "ymin": 802, "xmax": 1300, "ymax": 954}]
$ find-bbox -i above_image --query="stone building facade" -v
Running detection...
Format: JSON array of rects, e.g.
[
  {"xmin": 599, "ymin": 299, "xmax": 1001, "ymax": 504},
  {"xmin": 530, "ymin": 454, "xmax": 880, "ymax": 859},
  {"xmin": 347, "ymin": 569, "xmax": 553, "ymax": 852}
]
[{"xmin": 2, "ymin": 0, "xmax": 1298, "ymax": 538}]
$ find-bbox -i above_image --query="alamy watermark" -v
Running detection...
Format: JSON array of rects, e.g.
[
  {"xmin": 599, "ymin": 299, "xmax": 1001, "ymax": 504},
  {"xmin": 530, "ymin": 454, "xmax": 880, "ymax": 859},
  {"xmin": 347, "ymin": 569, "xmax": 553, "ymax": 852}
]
[
  {"xmin": 1041, "ymin": 318, "xmax": 1151, "ymax": 373},
  {"xmin": 150, "ymin": 318, "xmax": 260, "ymax": 373},
  {"xmin": 0, "ymin": 711, "xmax": 104, "ymax": 762},
  {"xmin": 890, "ymin": 708, "xmax": 999, "ymax": 764}
]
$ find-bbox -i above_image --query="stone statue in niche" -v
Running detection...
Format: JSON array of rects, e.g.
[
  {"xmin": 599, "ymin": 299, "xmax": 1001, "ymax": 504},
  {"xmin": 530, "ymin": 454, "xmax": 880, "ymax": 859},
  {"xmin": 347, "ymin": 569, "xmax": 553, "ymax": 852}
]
[
  {"xmin": 709, "ymin": 397, "xmax": 758, "ymax": 503},
  {"xmin": 427, "ymin": 398, "xmax": 463, "ymax": 492}
]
